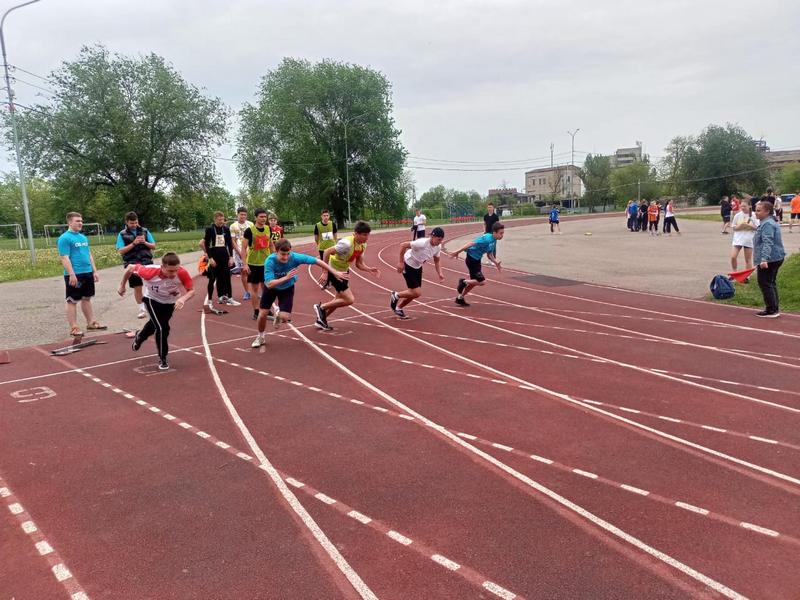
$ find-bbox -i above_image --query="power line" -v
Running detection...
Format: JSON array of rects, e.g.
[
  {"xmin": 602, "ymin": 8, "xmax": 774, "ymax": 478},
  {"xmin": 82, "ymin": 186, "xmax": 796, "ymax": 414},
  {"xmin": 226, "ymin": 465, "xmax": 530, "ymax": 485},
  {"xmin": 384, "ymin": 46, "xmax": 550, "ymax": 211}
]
[
  {"xmin": 7, "ymin": 63, "xmax": 51, "ymax": 82},
  {"xmin": 11, "ymin": 76, "xmax": 56, "ymax": 96}
]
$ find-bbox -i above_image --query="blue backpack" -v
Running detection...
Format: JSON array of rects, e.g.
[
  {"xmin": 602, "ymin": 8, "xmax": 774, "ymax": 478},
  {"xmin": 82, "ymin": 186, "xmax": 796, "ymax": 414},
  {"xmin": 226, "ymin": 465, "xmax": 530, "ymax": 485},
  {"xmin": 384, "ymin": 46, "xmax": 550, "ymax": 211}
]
[{"xmin": 710, "ymin": 274, "xmax": 735, "ymax": 300}]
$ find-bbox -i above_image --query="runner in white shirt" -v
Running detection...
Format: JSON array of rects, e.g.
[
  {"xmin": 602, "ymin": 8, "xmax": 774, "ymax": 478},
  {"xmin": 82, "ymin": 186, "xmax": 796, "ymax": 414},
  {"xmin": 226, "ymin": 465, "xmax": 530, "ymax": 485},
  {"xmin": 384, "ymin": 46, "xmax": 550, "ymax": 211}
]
[
  {"xmin": 118, "ymin": 252, "xmax": 195, "ymax": 371},
  {"xmin": 390, "ymin": 227, "xmax": 445, "ymax": 319},
  {"xmin": 229, "ymin": 207, "xmax": 253, "ymax": 301},
  {"xmin": 412, "ymin": 209, "xmax": 427, "ymax": 240}
]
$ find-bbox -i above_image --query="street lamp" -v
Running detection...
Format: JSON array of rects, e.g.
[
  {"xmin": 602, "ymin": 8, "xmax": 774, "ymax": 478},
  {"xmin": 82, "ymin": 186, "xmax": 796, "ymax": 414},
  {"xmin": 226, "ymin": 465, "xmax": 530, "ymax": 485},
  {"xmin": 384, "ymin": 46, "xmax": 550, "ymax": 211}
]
[
  {"xmin": 567, "ymin": 128, "xmax": 580, "ymax": 205},
  {"xmin": 1, "ymin": 0, "xmax": 42, "ymax": 264},
  {"xmin": 343, "ymin": 113, "xmax": 366, "ymax": 226}
]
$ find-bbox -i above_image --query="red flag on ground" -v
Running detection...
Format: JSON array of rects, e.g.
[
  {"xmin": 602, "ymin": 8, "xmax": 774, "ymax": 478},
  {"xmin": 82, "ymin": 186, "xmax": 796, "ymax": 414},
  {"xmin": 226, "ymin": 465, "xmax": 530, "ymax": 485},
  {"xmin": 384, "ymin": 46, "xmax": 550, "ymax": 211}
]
[{"xmin": 728, "ymin": 268, "xmax": 756, "ymax": 283}]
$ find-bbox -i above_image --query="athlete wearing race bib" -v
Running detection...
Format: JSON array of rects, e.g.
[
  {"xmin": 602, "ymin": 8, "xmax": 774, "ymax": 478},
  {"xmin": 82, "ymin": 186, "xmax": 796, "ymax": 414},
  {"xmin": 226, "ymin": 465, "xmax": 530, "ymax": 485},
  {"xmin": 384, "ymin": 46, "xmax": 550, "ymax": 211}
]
[
  {"xmin": 229, "ymin": 207, "xmax": 253, "ymax": 301},
  {"xmin": 313, "ymin": 220, "xmax": 380, "ymax": 331},
  {"xmin": 241, "ymin": 208, "xmax": 271, "ymax": 319}
]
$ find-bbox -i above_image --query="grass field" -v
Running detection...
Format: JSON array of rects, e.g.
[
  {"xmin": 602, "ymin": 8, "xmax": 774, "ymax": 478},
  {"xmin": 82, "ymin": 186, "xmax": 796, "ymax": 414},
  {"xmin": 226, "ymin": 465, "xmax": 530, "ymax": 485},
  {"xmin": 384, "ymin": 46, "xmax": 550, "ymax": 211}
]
[
  {"xmin": 680, "ymin": 214, "xmax": 723, "ymax": 222},
  {"xmin": 711, "ymin": 253, "xmax": 799, "ymax": 312}
]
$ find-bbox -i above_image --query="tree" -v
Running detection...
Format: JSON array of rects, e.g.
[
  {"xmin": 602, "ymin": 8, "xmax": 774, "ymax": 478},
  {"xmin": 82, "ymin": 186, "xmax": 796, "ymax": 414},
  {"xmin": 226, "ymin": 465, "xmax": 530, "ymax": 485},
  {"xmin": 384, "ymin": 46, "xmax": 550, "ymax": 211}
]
[
  {"xmin": 659, "ymin": 135, "xmax": 694, "ymax": 196},
  {"xmin": 681, "ymin": 124, "xmax": 768, "ymax": 202},
  {"xmin": 777, "ymin": 164, "xmax": 800, "ymax": 194},
  {"xmin": 578, "ymin": 154, "xmax": 612, "ymax": 212},
  {"xmin": 8, "ymin": 45, "xmax": 229, "ymax": 227},
  {"xmin": 236, "ymin": 58, "xmax": 406, "ymax": 227},
  {"xmin": 165, "ymin": 185, "xmax": 235, "ymax": 232},
  {"xmin": 609, "ymin": 162, "xmax": 661, "ymax": 206}
]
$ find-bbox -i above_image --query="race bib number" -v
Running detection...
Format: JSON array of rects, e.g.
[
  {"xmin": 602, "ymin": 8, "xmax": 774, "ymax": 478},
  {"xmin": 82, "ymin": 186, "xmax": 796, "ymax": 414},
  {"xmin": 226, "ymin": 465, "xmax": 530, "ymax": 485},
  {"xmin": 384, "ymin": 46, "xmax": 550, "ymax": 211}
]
[
  {"xmin": 254, "ymin": 235, "xmax": 269, "ymax": 250},
  {"xmin": 322, "ymin": 231, "xmax": 334, "ymax": 241},
  {"xmin": 215, "ymin": 234, "xmax": 225, "ymax": 247}
]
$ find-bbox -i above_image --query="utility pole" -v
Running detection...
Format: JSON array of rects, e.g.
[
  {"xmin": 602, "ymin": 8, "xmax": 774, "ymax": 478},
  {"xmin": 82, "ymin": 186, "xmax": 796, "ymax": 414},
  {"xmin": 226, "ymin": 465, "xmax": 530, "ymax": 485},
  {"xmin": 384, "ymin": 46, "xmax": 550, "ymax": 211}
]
[
  {"xmin": 637, "ymin": 179, "xmax": 641, "ymax": 202},
  {"xmin": 343, "ymin": 113, "xmax": 366, "ymax": 226},
  {"xmin": 1, "ymin": 0, "xmax": 42, "ymax": 264},
  {"xmin": 567, "ymin": 128, "xmax": 580, "ymax": 206},
  {"xmin": 550, "ymin": 142, "xmax": 554, "ymax": 168}
]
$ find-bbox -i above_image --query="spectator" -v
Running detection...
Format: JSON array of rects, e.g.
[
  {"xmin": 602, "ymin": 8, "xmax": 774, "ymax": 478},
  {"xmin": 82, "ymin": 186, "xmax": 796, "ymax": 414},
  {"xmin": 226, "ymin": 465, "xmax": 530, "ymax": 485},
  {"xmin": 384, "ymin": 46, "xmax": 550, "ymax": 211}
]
[
  {"xmin": 753, "ymin": 199, "xmax": 785, "ymax": 317},
  {"xmin": 730, "ymin": 201, "xmax": 758, "ymax": 278},
  {"xmin": 58, "ymin": 212, "xmax": 104, "ymax": 337},
  {"xmin": 116, "ymin": 211, "xmax": 156, "ymax": 319},
  {"xmin": 627, "ymin": 200, "xmax": 639, "ymax": 231},
  {"xmin": 730, "ymin": 195, "xmax": 741, "ymax": 213},
  {"xmin": 637, "ymin": 200, "xmax": 648, "ymax": 234},
  {"xmin": 789, "ymin": 192, "xmax": 800, "ymax": 233},
  {"xmin": 663, "ymin": 199, "xmax": 680, "ymax": 236},
  {"xmin": 647, "ymin": 201, "xmax": 660, "ymax": 236},
  {"xmin": 483, "ymin": 203, "xmax": 500, "ymax": 234},
  {"xmin": 720, "ymin": 196, "xmax": 732, "ymax": 234}
]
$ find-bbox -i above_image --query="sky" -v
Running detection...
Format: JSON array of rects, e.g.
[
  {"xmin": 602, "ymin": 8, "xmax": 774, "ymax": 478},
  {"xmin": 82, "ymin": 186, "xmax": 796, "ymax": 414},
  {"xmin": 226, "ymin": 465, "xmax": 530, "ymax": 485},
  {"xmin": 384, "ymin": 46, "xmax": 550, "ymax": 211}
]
[{"xmin": 2, "ymin": 0, "xmax": 798, "ymax": 199}]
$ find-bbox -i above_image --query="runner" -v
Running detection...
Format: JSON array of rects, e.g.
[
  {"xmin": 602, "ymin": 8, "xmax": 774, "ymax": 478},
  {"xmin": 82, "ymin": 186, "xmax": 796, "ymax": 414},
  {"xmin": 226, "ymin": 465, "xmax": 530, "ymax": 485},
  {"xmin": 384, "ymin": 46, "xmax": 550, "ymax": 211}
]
[
  {"xmin": 313, "ymin": 220, "xmax": 380, "ymax": 331},
  {"xmin": 548, "ymin": 204, "xmax": 561, "ymax": 234},
  {"xmin": 199, "ymin": 211, "xmax": 240, "ymax": 309},
  {"xmin": 412, "ymin": 208, "xmax": 427, "ymax": 240},
  {"xmin": 118, "ymin": 252, "xmax": 195, "ymax": 370},
  {"xmin": 240, "ymin": 209, "xmax": 271, "ymax": 320},
  {"xmin": 268, "ymin": 213, "xmax": 284, "ymax": 250},
  {"xmin": 314, "ymin": 209, "xmax": 338, "ymax": 289},
  {"xmin": 448, "ymin": 221, "xmax": 504, "ymax": 307},
  {"xmin": 57, "ymin": 212, "xmax": 104, "ymax": 337},
  {"xmin": 251, "ymin": 239, "xmax": 346, "ymax": 347},
  {"xmin": 229, "ymin": 207, "xmax": 253, "ymax": 301},
  {"xmin": 115, "ymin": 211, "xmax": 156, "ymax": 319},
  {"xmin": 390, "ymin": 227, "xmax": 446, "ymax": 319}
]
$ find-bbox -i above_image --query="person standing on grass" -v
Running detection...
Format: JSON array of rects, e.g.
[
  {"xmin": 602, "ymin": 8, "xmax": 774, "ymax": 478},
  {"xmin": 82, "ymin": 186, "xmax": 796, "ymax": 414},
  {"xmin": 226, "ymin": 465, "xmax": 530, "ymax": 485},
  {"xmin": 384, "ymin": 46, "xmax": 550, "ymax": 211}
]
[
  {"xmin": 58, "ymin": 212, "xmax": 105, "ymax": 337},
  {"xmin": 116, "ymin": 211, "xmax": 156, "ymax": 319},
  {"xmin": 390, "ymin": 227, "xmax": 446, "ymax": 319},
  {"xmin": 720, "ymin": 196, "xmax": 732, "ymax": 234},
  {"xmin": 448, "ymin": 221, "xmax": 504, "ymax": 307},
  {"xmin": 484, "ymin": 202, "xmax": 500, "ymax": 234},
  {"xmin": 313, "ymin": 220, "xmax": 380, "ymax": 331},
  {"xmin": 548, "ymin": 204, "xmax": 561, "ymax": 234},
  {"xmin": 412, "ymin": 208, "xmax": 427, "ymax": 240},
  {"xmin": 314, "ymin": 209, "xmax": 338, "ymax": 288},
  {"xmin": 229, "ymin": 207, "xmax": 253, "ymax": 302},
  {"xmin": 663, "ymin": 199, "xmax": 680, "ymax": 236},
  {"xmin": 753, "ymin": 199, "xmax": 786, "ymax": 318},
  {"xmin": 251, "ymin": 239, "xmax": 346, "ymax": 348},
  {"xmin": 790, "ymin": 193, "xmax": 800, "ymax": 233},
  {"xmin": 730, "ymin": 201, "xmax": 758, "ymax": 278},
  {"xmin": 240, "ymin": 209, "xmax": 271, "ymax": 320},
  {"xmin": 199, "ymin": 211, "xmax": 239, "ymax": 308},
  {"xmin": 119, "ymin": 252, "xmax": 194, "ymax": 371}
]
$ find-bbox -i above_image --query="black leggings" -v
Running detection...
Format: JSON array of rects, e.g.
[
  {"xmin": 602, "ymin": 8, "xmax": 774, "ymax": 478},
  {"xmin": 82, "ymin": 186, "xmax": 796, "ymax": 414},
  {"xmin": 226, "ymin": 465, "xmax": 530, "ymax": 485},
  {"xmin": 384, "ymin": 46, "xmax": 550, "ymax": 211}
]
[
  {"xmin": 757, "ymin": 259, "xmax": 783, "ymax": 314},
  {"xmin": 206, "ymin": 254, "xmax": 232, "ymax": 300},
  {"xmin": 141, "ymin": 297, "xmax": 175, "ymax": 360},
  {"xmin": 664, "ymin": 216, "xmax": 679, "ymax": 233}
]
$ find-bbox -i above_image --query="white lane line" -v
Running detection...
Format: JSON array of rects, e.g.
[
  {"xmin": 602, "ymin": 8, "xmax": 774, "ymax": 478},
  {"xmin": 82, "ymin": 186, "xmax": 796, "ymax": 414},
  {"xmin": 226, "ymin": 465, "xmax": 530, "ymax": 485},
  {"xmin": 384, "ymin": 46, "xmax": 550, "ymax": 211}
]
[
  {"xmin": 35, "ymin": 540, "xmax": 54, "ymax": 555},
  {"xmin": 288, "ymin": 319, "xmax": 746, "ymax": 599},
  {"xmin": 387, "ymin": 530, "xmax": 413, "ymax": 546},
  {"xmin": 491, "ymin": 443, "xmax": 514, "ymax": 452},
  {"xmin": 530, "ymin": 454, "xmax": 554, "ymax": 465},
  {"xmin": 348, "ymin": 510, "xmax": 372, "ymax": 524},
  {"xmin": 573, "ymin": 469, "xmax": 599, "ymax": 480},
  {"xmin": 483, "ymin": 580, "xmax": 516, "ymax": 600},
  {"xmin": 701, "ymin": 425, "xmax": 727, "ymax": 433},
  {"xmin": 749, "ymin": 436, "xmax": 778, "ymax": 445},
  {"xmin": 21, "ymin": 520, "xmax": 37, "ymax": 533},
  {"xmin": 740, "ymin": 522, "xmax": 779, "ymax": 537},
  {"xmin": 620, "ymin": 484, "xmax": 650, "ymax": 496},
  {"xmin": 675, "ymin": 502, "xmax": 710, "ymax": 516},
  {"xmin": 52, "ymin": 563, "xmax": 72, "ymax": 582},
  {"xmin": 199, "ymin": 312, "xmax": 377, "ymax": 600},
  {"xmin": 431, "ymin": 554, "xmax": 461, "ymax": 571},
  {"xmin": 8, "ymin": 502, "xmax": 23, "ymax": 514},
  {"xmin": 315, "ymin": 493, "xmax": 337, "ymax": 505}
]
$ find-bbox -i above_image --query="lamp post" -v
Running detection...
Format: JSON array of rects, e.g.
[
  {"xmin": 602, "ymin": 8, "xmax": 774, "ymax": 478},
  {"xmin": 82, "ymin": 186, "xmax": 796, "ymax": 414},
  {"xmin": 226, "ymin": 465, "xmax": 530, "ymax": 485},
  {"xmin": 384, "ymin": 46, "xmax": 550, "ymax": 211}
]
[
  {"xmin": 343, "ymin": 113, "xmax": 366, "ymax": 226},
  {"xmin": 567, "ymin": 128, "xmax": 580, "ymax": 206},
  {"xmin": 1, "ymin": 0, "xmax": 41, "ymax": 264}
]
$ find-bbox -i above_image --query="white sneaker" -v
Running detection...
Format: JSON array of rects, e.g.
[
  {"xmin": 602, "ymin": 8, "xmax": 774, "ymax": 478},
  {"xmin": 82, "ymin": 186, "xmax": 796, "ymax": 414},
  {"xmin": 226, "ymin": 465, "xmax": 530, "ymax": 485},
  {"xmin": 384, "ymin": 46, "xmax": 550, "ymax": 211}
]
[
  {"xmin": 273, "ymin": 308, "xmax": 281, "ymax": 329},
  {"xmin": 225, "ymin": 298, "xmax": 241, "ymax": 306},
  {"xmin": 251, "ymin": 334, "xmax": 266, "ymax": 348},
  {"xmin": 218, "ymin": 296, "xmax": 229, "ymax": 305},
  {"xmin": 137, "ymin": 308, "xmax": 147, "ymax": 319}
]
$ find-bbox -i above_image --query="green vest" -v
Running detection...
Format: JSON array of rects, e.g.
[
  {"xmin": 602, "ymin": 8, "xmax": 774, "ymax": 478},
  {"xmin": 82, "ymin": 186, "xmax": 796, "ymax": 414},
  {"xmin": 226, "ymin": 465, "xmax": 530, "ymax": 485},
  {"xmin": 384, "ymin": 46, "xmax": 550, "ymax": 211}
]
[
  {"xmin": 316, "ymin": 221, "xmax": 336, "ymax": 250},
  {"xmin": 246, "ymin": 225, "xmax": 271, "ymax": 266}
]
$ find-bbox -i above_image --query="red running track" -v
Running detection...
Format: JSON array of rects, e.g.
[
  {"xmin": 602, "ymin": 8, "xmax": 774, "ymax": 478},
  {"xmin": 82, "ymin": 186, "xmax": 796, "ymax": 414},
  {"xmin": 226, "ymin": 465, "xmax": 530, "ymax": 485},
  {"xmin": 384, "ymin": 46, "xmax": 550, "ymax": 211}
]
[{"xmin": 2, "ymin": 219, "xmax": 798, "ymax": 599}]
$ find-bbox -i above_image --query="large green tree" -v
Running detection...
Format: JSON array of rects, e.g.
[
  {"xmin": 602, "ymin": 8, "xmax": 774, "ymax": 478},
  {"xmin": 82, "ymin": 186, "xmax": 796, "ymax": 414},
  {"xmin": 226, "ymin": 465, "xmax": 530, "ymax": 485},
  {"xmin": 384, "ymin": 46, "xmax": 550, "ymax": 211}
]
[
  {"xmin": 236, "ymin": 58, "xmax": 407, "ymax": 227},
  {"xmin": 8, "ymin": 45, "xmax": 229, "ymax": 227},
  {"xmin": 609, "ymin": 162, "xmax": 661, "ymax": 206},
  {"xmin": 777, "ymin": 164, "xmax": 800, "ymax": 194},
  {"xmin": 680, "ymin": 124, "xmax": 768, "ymax": 201},
  {"xmin": 578, "ymin": 154, "xmax": 612, "ymax": 212}
]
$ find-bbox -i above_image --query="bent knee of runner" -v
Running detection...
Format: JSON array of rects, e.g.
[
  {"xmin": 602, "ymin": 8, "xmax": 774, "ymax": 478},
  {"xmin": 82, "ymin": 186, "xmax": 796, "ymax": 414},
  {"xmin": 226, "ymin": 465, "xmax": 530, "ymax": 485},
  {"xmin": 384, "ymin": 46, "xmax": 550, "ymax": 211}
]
[{"xmin": 410, "ymin": 288, "xmax": 422, "ymax": 298}]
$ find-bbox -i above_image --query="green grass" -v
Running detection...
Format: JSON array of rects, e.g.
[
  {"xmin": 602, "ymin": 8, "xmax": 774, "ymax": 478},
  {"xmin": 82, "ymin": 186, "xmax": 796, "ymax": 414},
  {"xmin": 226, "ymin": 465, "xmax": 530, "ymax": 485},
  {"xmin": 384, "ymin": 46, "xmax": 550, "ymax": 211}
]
[
  {"xmin": 711, "ymin": 254, "xmax": 800, "ymax": 312},
  {"xmin": 680, "ymin": 214, "xmax": 724, "ymax": 222}
]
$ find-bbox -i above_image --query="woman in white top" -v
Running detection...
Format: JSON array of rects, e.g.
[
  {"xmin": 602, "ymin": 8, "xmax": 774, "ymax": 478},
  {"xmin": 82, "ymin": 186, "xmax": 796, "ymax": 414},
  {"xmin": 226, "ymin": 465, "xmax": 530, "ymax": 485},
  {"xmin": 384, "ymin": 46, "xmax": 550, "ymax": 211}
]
[
  {"xmin": 730, "ymin": 202, "xmax": 758, "ymax": 277},
  {"xmin": 663, "ymin": 200, "xmax": 680, "ymax": 235}
]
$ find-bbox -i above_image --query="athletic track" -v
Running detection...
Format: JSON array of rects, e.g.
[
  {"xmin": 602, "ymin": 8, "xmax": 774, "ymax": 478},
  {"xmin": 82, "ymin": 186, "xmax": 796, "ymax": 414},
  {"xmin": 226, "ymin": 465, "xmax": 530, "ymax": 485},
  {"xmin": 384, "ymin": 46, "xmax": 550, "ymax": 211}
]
[{"xmin": 2, "ymin": 218, "xmax": 799, "ymax": 599}]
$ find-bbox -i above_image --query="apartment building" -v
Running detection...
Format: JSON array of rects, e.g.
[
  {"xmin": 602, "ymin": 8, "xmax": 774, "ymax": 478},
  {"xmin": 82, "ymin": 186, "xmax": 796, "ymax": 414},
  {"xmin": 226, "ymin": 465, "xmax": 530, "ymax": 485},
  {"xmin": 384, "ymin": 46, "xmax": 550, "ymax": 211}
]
[{"xmin": 524, "ymin": 165, "xmax": 582, "ymax": 202}]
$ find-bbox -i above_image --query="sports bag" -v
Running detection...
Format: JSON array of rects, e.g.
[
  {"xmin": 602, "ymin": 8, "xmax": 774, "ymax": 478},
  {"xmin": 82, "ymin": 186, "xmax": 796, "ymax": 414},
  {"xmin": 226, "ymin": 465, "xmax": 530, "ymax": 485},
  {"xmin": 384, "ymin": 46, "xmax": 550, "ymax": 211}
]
[{"xmin": 709, "ymin": 274, "xmax": 735, "ymax": 300}]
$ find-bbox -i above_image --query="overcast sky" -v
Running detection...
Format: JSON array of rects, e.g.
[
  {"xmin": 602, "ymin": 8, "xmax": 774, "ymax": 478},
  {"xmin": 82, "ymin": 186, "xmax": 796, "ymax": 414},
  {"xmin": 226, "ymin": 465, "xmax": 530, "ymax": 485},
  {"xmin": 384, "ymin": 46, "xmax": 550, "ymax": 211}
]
[{"xmin": 2, "ymin": 0, "xmax": 798, "ymax": 198}]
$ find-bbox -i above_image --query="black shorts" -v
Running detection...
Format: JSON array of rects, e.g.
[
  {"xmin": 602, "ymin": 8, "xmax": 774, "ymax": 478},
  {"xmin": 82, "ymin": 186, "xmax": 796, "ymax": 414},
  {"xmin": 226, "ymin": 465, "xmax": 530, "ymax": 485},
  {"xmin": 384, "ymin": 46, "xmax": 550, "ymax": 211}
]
[
  {"xmin": 128, "ymin": 273, "xmax": 143, "ymax": 288},
  {"xmin": 246, "ymin": 264, "xmax": 264, "ymax": 285},
  {"xmin": 260, "ymin": 285, "xmax": 295, "ymax": 313},
  {"xmin": 465, "ymin": 255, "xmax": 485, "ymax": 283},
  {"xmin": 792, "ymin": 213, "xmax": 800, "ymax": 220},
  {"xmin": 64, "ymin": 272, "xmax": 95, "ymax": 303},
  {"xmin": 722, "ymin": 216, "xmax": 731, "ymax": 223},
  {"xmin": 403, "ymin": 264, "xmax": 423, "ymax": 289},
  {"xmin": 416, "ymin": 229, "xmax": 426, "ymax": 238},
  {"xmin": 327, "ymin": 270, "xmax": 350, "ymax": 293}
]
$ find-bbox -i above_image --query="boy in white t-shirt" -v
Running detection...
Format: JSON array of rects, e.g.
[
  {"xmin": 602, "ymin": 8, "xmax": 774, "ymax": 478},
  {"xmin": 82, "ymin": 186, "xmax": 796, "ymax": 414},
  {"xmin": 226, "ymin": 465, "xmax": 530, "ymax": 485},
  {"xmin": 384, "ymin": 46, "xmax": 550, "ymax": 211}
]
[
  {"xmin": 412, "ymin": 209, "xmax": 427, "ymax": 240},
  {"xmin": 229, "ymin": 207, "xmax": 253, "ymax": 301},
  {"xmin": 390, "ymin": 227, "xmax": 445, "ymax": 319}
]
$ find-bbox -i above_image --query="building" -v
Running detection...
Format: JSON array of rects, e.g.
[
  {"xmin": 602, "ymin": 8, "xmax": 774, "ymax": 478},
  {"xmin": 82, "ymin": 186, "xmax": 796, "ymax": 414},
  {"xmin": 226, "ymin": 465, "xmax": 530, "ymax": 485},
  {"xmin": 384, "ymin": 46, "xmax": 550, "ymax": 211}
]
[
  {"xmin": 524, "ymin": 165, "xmax": 582, "ymax": 202},
  {"xmin": 610, "ymin": 143, "xmax": 643, "ymax": 167},
  {"xmin": 487, "ymin": 187, "xmax": 530, "ymax": 205},
  {"xmin": 764, "ymin": 149, "xmax": 800, "ymax": 172}
]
